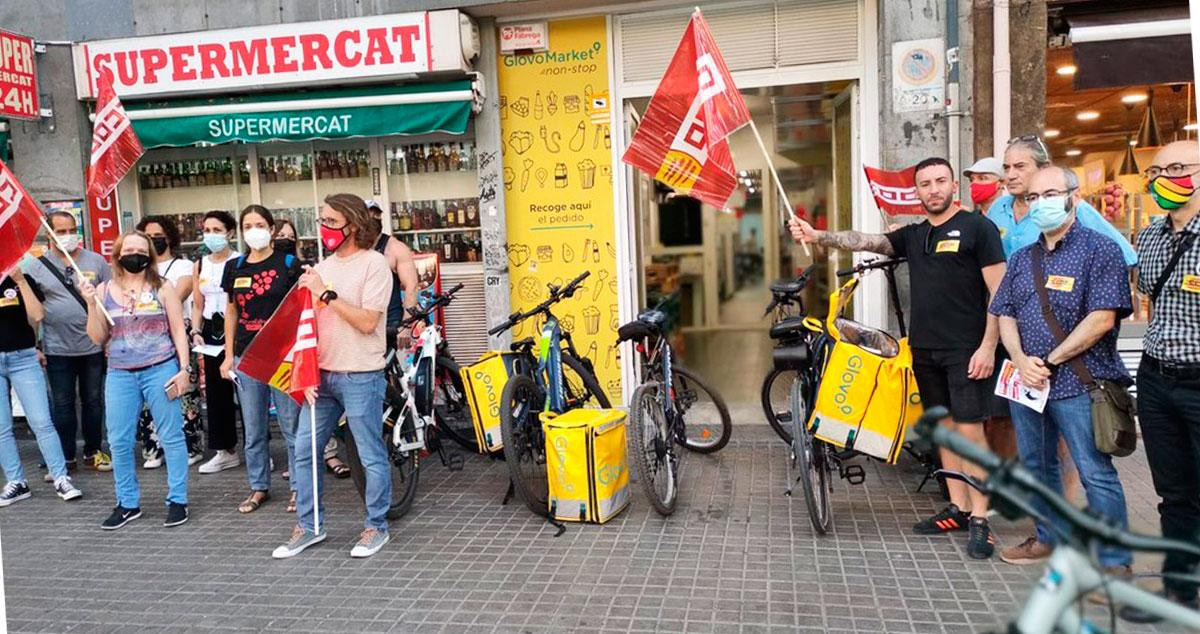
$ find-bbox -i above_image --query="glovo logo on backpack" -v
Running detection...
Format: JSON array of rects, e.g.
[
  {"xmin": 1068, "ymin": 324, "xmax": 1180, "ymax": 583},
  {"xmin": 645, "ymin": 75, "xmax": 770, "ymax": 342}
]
[
  {"xmin": 542, "ymin": 409, "xmax": 630, "ymax": 523},
  {"xmin": 461, "ymin": 352, "xmax": 520, "ymax": 454}
]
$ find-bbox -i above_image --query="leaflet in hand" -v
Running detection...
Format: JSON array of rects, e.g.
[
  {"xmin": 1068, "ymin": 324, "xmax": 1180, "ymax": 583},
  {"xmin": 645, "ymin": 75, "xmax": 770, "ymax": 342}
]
[
  {"xmin": 192, "ymin": 344, "xmax": 224, "ymax": 358},
  {"xmin": 994, "ymin": 359, "xmax": 1049, "ymax": 414}
]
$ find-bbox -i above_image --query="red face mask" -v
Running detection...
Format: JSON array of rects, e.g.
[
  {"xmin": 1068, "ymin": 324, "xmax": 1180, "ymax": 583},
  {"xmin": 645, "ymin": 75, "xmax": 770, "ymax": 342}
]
[
  {"xmin": 969, "ymin": 181, "xmax": 1001, "ymax": 206},
  {"xmin": 319, "ymin": 224, "xmax": 349, "ymax": 251}
]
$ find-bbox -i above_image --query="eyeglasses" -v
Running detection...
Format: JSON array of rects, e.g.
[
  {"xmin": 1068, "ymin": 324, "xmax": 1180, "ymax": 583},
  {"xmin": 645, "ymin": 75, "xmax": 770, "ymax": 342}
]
[
  {"xmin": 317, "ymin": 217, "xmax": 347, "ymax": 229},
  {"xmin": 1024, "ymin": 187, "xmax": 1077, "ymax": 204},
  {"xmin": 1144, "ymin": 163, "xmax": 1200, "ymax": 180}
]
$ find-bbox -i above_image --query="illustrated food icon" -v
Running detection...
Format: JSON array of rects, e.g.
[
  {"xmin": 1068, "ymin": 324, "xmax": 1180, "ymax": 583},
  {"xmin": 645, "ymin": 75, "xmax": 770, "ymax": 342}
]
[
  {"xmin": 562, "ymin": 243, "xmax": 575, "ymax": 262},
  {"xmin": 554, "ymin": 163, "xmax": 568, "ymax": 188},
  {"xmin": 561, "ymin": 315, "xmax": 575, "ymax": 333},
  {"xmin": 546, "ymin": 91, "xmax": 559, "ymax": 116},
  {"xmin": 536, "ymin": 245, "xmax": 553, "ymax": 262},
  {"xmin": 534, "ymin": 91, "xmax": 544, "ymax": 119},
  {"xmin": 520, "ymin": 158, "xmax": 533, "ymax": 191},
  {"xmin": 508, "ymin": 244, "xmax": 531, "ymax": 268},
  {"xmin": 593, "ymin": 269, "xmax": 609, "ymax": 301},
  {"xmin": 563, "ymin": 95, "xmax": 581, "ymax": 114},
  {"xmin": 582, "ymin": 306, "xmax": 600, "ymax": 335},
  {"xmin": 539, "ymin": 126, "xmax": 561, "ymax": 153},
  {"xmin": 511, "ymin": 96, "xmax": 530, "ymax": 117},
  {"xmin": 508, "ymin": 131, "xmax": 533, "ymax": 155},
  {"xmin": 578, "ymin": 159, "xmax": 596, "ymax": 189},
  {"xmin": 605, "ymin": 241, "xmax": 615, "ymax": 258},
  {"xmin": 503, "ymin": 167, "xmax": 515, "ymax": 191},
  {"xmin": 518, "ymin": 277, "xmax": 541, "ymax": 302},
  {"xmin": 535, "ymin": 168, "xmax": 548, "ymax": 188},
  {"xmin": 568, "ymin": 121, "xmax": 586, "ymax": 152}
]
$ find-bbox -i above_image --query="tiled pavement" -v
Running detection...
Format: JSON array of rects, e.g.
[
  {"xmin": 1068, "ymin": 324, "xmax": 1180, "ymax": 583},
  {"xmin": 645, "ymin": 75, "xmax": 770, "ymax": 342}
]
[{"xmin": 0, "ymin": 424, "xmax": 1194, "ymax": 633}]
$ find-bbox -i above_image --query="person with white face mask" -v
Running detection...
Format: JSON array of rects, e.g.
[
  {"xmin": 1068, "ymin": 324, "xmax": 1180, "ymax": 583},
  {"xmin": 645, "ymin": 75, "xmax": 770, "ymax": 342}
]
[
  {"xmin": 191, "ymin": 210, "xmax": 241, "ymax": 474},
  {"xmin": 989, "ymin": 165, "xmax": 1134, "ymax": 596},
  {"xmin": 218, "ymin": 205, "xmax": 304, "ymax": 514},
  {"xmin": 22, "ymin": 211, "xmax": 113, "ymax": 474}
]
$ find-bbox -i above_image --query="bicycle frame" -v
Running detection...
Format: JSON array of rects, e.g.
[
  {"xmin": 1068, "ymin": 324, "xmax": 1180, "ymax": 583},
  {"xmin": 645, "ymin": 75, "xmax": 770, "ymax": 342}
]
[
  {"xmin": 388, "ymin": 321, "xmax": 443, "ymax": 453},
  {"xmin": 636, "ymin": 332, "xmax": 680, "ymax": 437}
]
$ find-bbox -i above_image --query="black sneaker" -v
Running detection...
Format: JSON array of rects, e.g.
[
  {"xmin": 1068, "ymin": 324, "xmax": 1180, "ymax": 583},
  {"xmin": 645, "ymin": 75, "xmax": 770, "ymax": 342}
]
[
  {"xmin": 101, "ymin": 506, "xmax": 142, "ymax": 530},
  {"xmin": 0, "ymin": 481, "xmax": 31, "ymax": 507},
  {"xmin": 164, "ymin": 502, "xmax": 188, "ymax": 527},
  {"xmin": 913, "ymin": 504, "xmax": 970, "ymax": 535},
  {"xmin": 966, "ymin": 517, "xmax": 995, "ymax": 559}
]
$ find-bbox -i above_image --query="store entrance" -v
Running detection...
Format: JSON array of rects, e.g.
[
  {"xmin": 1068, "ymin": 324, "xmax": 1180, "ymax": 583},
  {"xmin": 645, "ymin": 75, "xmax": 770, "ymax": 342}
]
[{"xmin": 627, "ymin": 80, "xmax": 856, "ymax": 420}]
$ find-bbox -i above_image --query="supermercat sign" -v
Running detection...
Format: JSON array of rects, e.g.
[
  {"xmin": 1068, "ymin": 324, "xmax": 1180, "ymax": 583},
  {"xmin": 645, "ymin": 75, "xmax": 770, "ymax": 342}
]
[{"xmin": 72, "ymin": 11, "xmax": 472, "ymax": 99}]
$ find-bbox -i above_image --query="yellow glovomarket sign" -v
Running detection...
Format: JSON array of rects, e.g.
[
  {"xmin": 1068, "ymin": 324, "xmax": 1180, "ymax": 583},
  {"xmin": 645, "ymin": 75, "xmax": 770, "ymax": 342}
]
[{"xmin": 497, "ymin": 16, "xmax": 622, "ymax": 402}]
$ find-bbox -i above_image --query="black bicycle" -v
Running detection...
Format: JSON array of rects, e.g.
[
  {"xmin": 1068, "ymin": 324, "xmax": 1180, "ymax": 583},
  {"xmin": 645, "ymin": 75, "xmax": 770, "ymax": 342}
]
[
  {"xmin": 619, "ymin": 298, "xmax": 731, "ymax": 516},
  {"xmin": 760, "ymin": 264, "xmax": 819, "ymax": 445},
  {"xmin": 489, "ymin": 272, "xmax": 610, "ymax": 516}
]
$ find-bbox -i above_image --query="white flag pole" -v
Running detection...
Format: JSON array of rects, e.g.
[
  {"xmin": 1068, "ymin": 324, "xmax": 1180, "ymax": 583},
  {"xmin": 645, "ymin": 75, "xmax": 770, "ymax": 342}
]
[
  {"xmin": 748, "ymin": 119, "xmax": 810, "ymax": 256},
  {"xmin": 310, "ymin": 404, "xmax": 320, "ymax": 535},
  {"xmin": 39, "ymin": 214, "xmax": 115, "ymax": 326}
]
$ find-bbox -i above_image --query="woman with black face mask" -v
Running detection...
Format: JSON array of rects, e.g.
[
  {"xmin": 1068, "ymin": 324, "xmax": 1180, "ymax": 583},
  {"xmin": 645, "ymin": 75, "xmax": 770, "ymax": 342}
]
[
  {"xmin": 135, "ymin": 216, "xmax": 202, "ymax": 468},
  {"xmin": 78, "ymin": 231, "xmax": 192, "ymax": 530}
]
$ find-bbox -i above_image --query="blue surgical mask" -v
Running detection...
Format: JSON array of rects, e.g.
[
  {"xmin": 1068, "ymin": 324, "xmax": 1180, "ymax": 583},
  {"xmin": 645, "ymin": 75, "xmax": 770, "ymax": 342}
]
[
  {"xmin": 203, "ymin": 233, "xmax": 229, "ymax": 253},
  {"xmin": 1030, "ymin": 196, "xmax": 1071, "ymax": 232}
]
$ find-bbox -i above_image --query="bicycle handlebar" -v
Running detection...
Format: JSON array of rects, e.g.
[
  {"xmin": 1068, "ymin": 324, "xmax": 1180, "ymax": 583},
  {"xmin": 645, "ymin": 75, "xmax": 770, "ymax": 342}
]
[
  {"xmin": 836, "ymin": 257, "xmax": 907, "ymax": 278},
  {"xmin": 400, "ymin": 283, "xmax": 464, "ymax": 327},
  {"xmin": 487, "ymin": 271, "xmax": 592, "ymax": 336},
  {"xmin": 916, "ymin": 407, "xmax": 1200, "ymax": 559}
]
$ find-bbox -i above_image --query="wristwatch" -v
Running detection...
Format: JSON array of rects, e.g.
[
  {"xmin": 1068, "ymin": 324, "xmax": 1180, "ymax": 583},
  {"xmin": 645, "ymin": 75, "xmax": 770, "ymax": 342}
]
[
  {"xmin": 319, "ymin": 289, "xmax": 339, "ymax": 304},
  {"xmin": 1044, "ymin": 360, "xmax": 1059, "ymax": 374}
]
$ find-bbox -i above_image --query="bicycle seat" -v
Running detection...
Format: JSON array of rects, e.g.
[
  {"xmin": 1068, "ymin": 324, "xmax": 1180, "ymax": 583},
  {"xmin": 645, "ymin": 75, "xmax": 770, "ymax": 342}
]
[
  {"xmin": 770, "ymin": 279, "xmax": 806, "ymax": 296},
  {"xmin": 769, "ymin": 316, "xmax": 809, "ymax": 340}
]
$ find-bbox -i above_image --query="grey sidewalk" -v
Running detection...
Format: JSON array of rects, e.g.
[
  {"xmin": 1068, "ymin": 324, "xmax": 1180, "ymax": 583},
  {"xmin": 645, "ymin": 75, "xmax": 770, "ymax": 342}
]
[{"xmin": 0, "ymin": 425, "xmax": 1190, "ymax": 633}]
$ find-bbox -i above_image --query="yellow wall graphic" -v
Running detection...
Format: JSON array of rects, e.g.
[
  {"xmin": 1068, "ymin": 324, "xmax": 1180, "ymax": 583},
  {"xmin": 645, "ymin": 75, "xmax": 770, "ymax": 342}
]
[{"xmin": 497, "ymin": 16, "xmax": 621, "ymax": 401}]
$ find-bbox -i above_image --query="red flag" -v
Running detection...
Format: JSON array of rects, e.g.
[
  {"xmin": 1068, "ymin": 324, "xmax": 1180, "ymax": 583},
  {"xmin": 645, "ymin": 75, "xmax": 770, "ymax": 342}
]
[
  {"xmin": 622, "ymin": 10, "xmax": 750, "ymax": 208},
  {"xmin": 0, "ymin": 159, "xmax": 46, "ymax": 277},
  {"xmin": 87, "ymin": 70, "xmax": 144, "ymax": 199},
  {"xmin": 864, "ymin": 165, "xmax": 924, "ymax": 216},
  {"xmin": 236, "ymin": 287, "xmax": 319, "ymax": 404}
]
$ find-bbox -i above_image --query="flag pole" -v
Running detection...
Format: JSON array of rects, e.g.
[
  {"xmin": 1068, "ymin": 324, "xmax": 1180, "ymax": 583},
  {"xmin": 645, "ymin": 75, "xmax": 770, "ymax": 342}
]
[
  {"xmin": 38, "ymin": 214, "xmax": 115, "ymax": 326},
  {"xmin": 748, "ymin": 119, "xmax": 810, "ymax": 256},
  {"xmin": 310, "ymin": 405, "xmax": 320, "ymax": 535}
]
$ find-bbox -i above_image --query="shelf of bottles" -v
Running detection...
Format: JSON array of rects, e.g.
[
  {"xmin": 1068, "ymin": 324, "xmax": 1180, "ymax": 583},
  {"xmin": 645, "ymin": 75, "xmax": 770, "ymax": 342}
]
[
  {"xmin": 386, "ymin": 140, "xmax": 480, "ymax": 264},
  {"xmin": 137, "ymin": 155, "xmax": 252, "ymax": 244}
]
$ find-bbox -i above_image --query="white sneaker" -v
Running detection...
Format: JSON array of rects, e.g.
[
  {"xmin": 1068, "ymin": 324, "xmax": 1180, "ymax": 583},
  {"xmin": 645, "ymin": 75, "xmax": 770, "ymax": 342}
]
[
  {"xmin": 54, "ymin": 476, "xmax": 83, "ymax": 501},
  {"xmin": 187, "ymin": 452, "xmax": 204, "ymax": 466},
  {"xmin": 143, "ymin": 452, "xmax": 164, "ymax": 469},
  {"xmin": 198, "ymin": 450, "xmax": 241, "ymax": 474},
  {"xmin": 349, "ymin": 528, "xmax": 390, "ymax": 558}
]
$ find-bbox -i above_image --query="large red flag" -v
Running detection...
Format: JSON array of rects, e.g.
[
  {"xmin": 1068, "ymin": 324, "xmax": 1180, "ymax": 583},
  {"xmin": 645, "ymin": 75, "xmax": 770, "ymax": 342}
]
[
  {"xmin": 622, "ymin": 10, "xmax": 750, "ymax": 208},
  {"xmin": 0, "ymin": 159, "xmax": 46, "ymax": 277},
  {"xmin": 864, "ymin": 165, "xmax": 924, "ymax": 216},
  {"xmin": 87, "ymin": 70, "xmax": 144, "ymax": 199},
  {"xmin": 236, "ymin": 286, "xmax": 319, "ymax": 404}
]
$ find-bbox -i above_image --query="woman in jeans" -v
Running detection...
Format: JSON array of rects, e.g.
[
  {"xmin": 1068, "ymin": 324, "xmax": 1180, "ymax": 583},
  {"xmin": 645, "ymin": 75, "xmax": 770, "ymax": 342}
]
[
  {"xmin": 81, "ymin": 231, "xmax": 191, "ymax": 529},
  {"xmin": 0, "ymin": 266, "xmax": 83, "ymax": 506},
  {"xmin": 136, "ymin": 215, "xmax": 203, "ymax": 467},
  {"xmin": 192, "ymin": 211, "xmax": 240, "ymax": 474},
  {"xmin": 219, "ymin": 206, "xmax": 303, "ymax": 513}
]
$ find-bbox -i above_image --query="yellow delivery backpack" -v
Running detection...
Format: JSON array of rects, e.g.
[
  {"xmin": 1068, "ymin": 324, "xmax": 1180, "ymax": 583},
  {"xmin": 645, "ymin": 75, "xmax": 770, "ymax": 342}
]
[
  {"xmin": 460, "ymin": 352, "xmax": 522, "ymax": 454},
  {"xmin": 542, "ymin": 409, "xmax": 630, "ymax": 523},
  {"xmin": 807, "ymin": 276, "xmax": 922, "ymax": 464}
]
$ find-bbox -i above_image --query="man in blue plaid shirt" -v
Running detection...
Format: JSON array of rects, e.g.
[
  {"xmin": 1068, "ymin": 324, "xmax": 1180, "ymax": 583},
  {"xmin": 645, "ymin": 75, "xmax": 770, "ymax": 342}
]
[{"xmin": 1123, "ymin": 140, "xmax": 1200, "ymax": 623}]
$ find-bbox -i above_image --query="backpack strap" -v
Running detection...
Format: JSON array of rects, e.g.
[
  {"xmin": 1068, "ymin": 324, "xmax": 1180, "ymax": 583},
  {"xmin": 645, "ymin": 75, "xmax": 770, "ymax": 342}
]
[{"xmin": 37, "ymin": 255, "xmax": 89, "ymax": 311}]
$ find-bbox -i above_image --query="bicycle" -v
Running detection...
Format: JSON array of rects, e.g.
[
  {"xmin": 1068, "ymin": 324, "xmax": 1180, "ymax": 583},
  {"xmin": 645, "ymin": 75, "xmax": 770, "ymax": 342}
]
[
  {"xmin": 761, "ymin": 264, "xmax": 819, "ymax": 445},
  {"xmin": 488, "ymin": 271, "xmax": 611, "ymax": 516},
  {"xmin": 916, "ymin": 405, "xmax": 1200, "ymax": 633},
  {"xmin": 343, "ymin": 283, "xmax": 467, "ymax": 520},
  {"xmin": 618, "ymin": 297, "xmax": 732, "ymax": 516}
]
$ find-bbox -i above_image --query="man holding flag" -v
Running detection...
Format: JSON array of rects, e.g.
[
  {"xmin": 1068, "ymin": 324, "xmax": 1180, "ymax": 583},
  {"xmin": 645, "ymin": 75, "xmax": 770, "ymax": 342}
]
[{"xmin": 267, "ymin": 193, "xmax": 394, "ymax": 559}]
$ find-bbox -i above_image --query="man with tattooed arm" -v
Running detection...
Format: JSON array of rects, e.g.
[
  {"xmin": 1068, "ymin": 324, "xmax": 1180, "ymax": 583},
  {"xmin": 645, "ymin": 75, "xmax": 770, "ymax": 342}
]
[{"xmin": 790, "ymin": 157, "xmax": 1008, "ymax": 560}]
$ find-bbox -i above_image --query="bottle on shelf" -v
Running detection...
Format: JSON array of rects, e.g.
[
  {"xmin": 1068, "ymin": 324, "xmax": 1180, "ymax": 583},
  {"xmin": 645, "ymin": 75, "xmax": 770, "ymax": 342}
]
[
  {"xmin": 357, "ymin": 150, "xmax": 369, "ymax": 178},
  {"xmin": 441, "ymin": 236, "xmax": 454, "ymax": 263},
  {"xmin": 413, "ymin": 145, "xmax": 426, "ymax": 174},
  {"xmin": 300, "ymin": 155, "xmax": 312, "ymax": 181},
  {"xmin": 399, "ymin": 203, "xmax": 413, "ymax": 231},
  {"xmin": 465, "ymin": 199, "xmax": 479, "ymax": 227},
  {"xmin": 445, "ymin": 200, "xmax": 458, "ymax": 227}
]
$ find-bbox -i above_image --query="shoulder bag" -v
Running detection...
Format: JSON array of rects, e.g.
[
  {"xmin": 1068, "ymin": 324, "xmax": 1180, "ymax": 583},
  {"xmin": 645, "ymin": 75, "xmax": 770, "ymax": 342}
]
[{"xmin": 1031, "ymin": 248, "xmax": 1137, "ymax": 457}]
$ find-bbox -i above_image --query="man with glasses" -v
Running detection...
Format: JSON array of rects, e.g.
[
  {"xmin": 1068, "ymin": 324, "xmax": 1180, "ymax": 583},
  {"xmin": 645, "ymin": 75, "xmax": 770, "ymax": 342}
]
[
  {"xmin": 22, "ymin": 212, "xmax": 113, "ymax": 473},
  {"xmin": 989, "ymin": 165, "xmax": 1133, "ymax": 590},
  {"xmin": 1121, "ymin": 140, "xmax": 1200, "ymax": 622},
  {"xmin": 989, "ymin": 135, "xmax": 1137, "ymax": 265},
  {"xmin": 791, "ymin": 156, "xmax": 1007, "ymax": 559}
]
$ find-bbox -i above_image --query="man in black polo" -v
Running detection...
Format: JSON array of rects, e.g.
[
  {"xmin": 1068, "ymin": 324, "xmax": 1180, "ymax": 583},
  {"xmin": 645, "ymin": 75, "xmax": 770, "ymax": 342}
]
[
  {"xmin": 791, "ymin": 156, "xmax": 1007, "ymax": 559},
  {"xmin": 1123, "ymin": 140, "xmax": 1200, "ymax": 622}
]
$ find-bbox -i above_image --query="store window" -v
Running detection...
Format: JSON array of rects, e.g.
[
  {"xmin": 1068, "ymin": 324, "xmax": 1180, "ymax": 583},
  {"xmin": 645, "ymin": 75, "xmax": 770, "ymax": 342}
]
[
  {"xmin": 385, "ymin": 135, "xmax": 482, "ymax": 264},
  {"xmin": 135, "ymin": 145, "xmax": 250, "ymax": 254}
]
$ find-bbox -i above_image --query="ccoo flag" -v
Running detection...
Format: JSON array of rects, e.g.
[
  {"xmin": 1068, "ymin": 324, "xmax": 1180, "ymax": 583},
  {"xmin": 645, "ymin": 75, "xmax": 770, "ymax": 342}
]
[
  {"xmin": 0, "ymin": 159, "xmax": 47, "ymax": 278},
  {"xmin": 236, "ymin": 286, "xmax": 319, "ymax": 404},
  {"xmin": 863, "ymin": 165, "xmax": 924, "ymax": 216},
  {"xmin": 87, "ymin": 69, "xmax": 144, "ymax": 199},
  {"xmin": 622, "ymin": 9, "xmax": 750, "ymax": 208}
]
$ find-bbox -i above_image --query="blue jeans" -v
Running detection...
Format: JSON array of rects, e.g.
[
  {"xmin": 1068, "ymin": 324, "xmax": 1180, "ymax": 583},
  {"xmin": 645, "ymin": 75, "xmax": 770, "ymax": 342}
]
[
  {"xmin": 106, "ymin": 359, "xmax": 188, "ymax": 508},
  {"xmin": 234, "ymin": 358, "xmax": 300, "ymax": 493},
  {"xmin": 294, "ymin": 370, "xmax": 388, "ymax": 533},
  {"xmin": 45, "ymin": 352, "xmax": 106, "ymax": 460},
  {"xmin": 1010, "ymin": 393, "xmax": 1132, "ymax": 566},
  {"xmin": 0, "ymin": 348, "xmax": 68, "ymax": 483}
]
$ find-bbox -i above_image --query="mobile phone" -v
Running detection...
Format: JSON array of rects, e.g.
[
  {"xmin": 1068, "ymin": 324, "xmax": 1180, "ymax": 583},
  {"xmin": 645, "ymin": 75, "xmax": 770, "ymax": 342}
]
[{"xmin": 165, "ymin": 382, "xmax": 181, "ymax": 400}]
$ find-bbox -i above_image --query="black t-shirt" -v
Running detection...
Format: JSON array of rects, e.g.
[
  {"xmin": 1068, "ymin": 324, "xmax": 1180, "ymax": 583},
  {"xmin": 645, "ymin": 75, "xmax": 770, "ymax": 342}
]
[
  {"xmin": 0, "ymin": 276, "xmax": 44, "ymax": 352},
  {"xmin": 885, "ymin": 210, "xmax": 1006, "ymax": 350},
  {"xmin": 220, "ymin": 251, "xmax": 303, "ymax": 356}
]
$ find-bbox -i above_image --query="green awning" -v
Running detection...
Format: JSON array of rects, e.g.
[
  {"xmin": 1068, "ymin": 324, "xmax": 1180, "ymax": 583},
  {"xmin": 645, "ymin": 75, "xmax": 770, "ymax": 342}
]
[
  {"xmin": 125, "ymin": 81, "xmax": 474, "ymax": 148},
  {"xmin": 0, "ymin": 130, "xmax": 9, "ymax": 163}
]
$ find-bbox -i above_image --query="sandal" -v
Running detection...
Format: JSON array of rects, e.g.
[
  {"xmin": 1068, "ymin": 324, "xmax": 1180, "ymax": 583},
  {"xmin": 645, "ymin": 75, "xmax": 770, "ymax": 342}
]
[
  {"xmin": 326, "ymin": 457, "xmax": 351, "ymax": 479},
  {"xmin": 238, "ymin": 491, "xmax": 270, "ymax": 514},
  {"xmin": 287, "ymin": 491, "xmax": 297, "ymax": 513}
]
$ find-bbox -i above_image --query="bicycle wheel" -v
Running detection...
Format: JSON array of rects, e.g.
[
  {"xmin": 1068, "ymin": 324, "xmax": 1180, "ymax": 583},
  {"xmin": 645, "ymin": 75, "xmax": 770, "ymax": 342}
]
[
  {"xmin": 500, "ymin": 374, "xmax": 549, "ymax": 516},
  {"xmin": 761, "ymin": 368, "xmax": 797, "ymax": 445},
  {"xmin": 788, "ymin": 376, "xmax": 831, "ymax": 534},
  {"xmin": 433, "ymin": 356, "xmax": 478, "ymax": 452},
  {"xmin": 344, "ymin": 407, "xmax": 420, "ymax": 522},
  {"xmin": 672, "ymin": 366, "xmax": 732, "ymax": 453},
  {"xmin": 561, "ymin": 353, "xmax": 611, "ymax": 408},
  {"xmin": 629, "ymin": 381, "xmax": 679, "ymax": 516}
]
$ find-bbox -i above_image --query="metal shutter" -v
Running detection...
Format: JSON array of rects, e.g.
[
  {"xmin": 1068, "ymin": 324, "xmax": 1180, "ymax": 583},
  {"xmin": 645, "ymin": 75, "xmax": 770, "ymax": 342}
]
[
  {"xmin": 617, "ymin": 0, "xmax": 860, "ymax": 84},
  {"xmin": 440, "ymin": 264, "xmax": 490, "ymax": 365}
]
